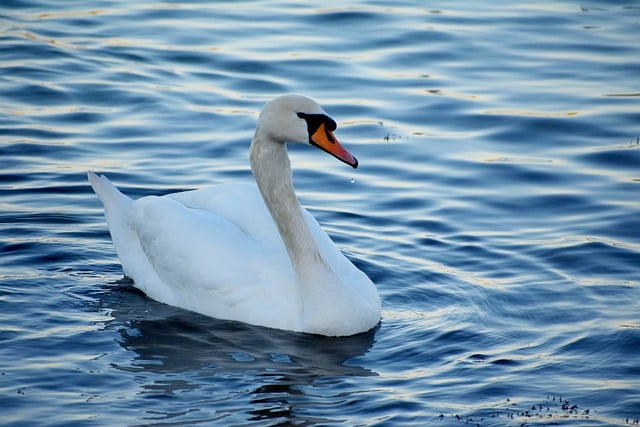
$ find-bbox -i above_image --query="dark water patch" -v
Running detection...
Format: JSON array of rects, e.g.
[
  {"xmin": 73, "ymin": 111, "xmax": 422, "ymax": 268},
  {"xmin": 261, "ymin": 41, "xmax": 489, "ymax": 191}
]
[
  {"xmin": 490, "ymin": 192, "xmax": 601, "ymax": 221},
  {"xmin": 311, "ymin": 8, "xmax": 384, "ymax": 26},
  {"xmin": 0, "ymin": 35, "xmax": 76, "ymax": 64},
  {"xmin": 529, "ymin": 238, "xmax": 640, "ymax": 280},
  {"xmin": 0, "ymin": 82, "xmax": 72, "ymax": 107},
  {"xmin": 0, "ymin": 211, "xmax": 84, "ymax": 226},
  {"xmin": 65, "ymin": 82, "xmax": 147, "ymax": 109},
  {"xmin": 477, "ymin": 158, "xmax": 570, "ymax": 189},
  {"xmin": 1, "ymin": 64, "xmax": 70, "ymax": 82},
  {"xmin": 577, "ymin": 144, "xmax": 640, "ymax": 170},
  {"xmin": 409, "ymin": 218, "xmax": 457, "ymax": 235},
  {"xmin": 0, "ymin": 126, "xmax": 77, "ymax": 141},
  {"xmin": 488, "ymin": 115, "xmax": 617, "ymax": 148},
  {"xmin": 2, "ymin": 239, "xmax": 85, "ymax": 268},
  {"xmin": 558, "ymin": 328, "xmax": 640, "ymax": 379},
  {"xmin": 156, "ymin": 48, "xmax": 217, "ymax": 68}
]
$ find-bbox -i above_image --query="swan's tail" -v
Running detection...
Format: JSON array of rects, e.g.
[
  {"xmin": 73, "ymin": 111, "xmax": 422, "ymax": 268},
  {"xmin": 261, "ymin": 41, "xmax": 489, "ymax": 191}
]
[
  {"xmin": 87, "ymin": 171, "xmax": 132, "ymax": 211},
  {"xmin": 88, "ymin": 171, "xmax": 138, "ymax": 277}
]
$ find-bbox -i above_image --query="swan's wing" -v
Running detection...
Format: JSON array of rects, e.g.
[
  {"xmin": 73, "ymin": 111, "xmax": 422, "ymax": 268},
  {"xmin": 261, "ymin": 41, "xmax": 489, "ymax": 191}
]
[
  {"xmin": 167, "ymin": 183, "xmax": 281, "ymax": 246},
  {"xmin": 302, "ymin": 209, "xmax": 371, "ymax": 284},
  {"xmin": 127, "ymin": 190, "xmax": 300, "ymax": 326}
]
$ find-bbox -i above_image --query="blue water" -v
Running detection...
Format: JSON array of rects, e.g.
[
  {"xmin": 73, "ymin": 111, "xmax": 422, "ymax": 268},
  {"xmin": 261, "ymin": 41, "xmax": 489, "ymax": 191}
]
[{"xmin": 1, "ymin": 1, "xmax": 639, "ymax": 425}]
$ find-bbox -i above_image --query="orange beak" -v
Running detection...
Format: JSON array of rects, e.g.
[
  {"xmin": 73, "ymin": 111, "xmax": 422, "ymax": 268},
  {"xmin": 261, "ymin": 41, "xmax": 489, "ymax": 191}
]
[{"xmin": 310, "ymin": 122, "xmax": 358, "ymax": 168}]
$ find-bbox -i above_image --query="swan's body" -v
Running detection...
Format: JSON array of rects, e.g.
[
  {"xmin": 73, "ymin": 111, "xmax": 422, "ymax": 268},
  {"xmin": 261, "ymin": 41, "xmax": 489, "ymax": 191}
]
[{"xmin": 88, "ymin": 94, "xmax": 380, "ymax": 336}]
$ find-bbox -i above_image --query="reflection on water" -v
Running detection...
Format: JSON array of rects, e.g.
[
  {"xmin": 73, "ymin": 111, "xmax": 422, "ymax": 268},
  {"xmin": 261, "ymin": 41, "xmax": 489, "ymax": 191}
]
[{"xmin": 102, "ymin": 280, "xmax": 377, "ymax": 424}]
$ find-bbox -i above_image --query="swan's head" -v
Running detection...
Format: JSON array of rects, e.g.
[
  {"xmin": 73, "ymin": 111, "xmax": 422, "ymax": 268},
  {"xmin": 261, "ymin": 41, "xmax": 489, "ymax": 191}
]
[{"xmin": 258, "ymin": 94, "xmax": 358, "ymax": 168}]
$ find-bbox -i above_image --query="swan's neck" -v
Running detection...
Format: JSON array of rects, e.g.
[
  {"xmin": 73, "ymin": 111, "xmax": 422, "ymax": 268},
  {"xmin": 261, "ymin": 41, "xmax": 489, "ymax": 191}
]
[{"xmin": 250, "ymin": 128, "xmax": 325, "ymax": 275}]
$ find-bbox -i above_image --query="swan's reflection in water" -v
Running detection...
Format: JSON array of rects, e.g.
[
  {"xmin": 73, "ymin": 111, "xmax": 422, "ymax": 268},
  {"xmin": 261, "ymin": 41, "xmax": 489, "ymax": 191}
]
[{"xmin": 103, "ymin": 281, "xmax": 378, "ymax": 425}]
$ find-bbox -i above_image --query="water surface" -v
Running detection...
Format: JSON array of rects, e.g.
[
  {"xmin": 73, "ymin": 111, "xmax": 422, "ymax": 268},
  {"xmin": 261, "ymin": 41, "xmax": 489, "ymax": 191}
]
[{"xmin": 1, "ymin": 1, "xmax": 639, "ymax": 425}]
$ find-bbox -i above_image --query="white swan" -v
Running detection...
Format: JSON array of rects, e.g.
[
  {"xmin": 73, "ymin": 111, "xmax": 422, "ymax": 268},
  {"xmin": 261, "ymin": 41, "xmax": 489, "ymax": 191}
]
[{"xmin": 88, "ymin": 94, "xmax": 381, "ymax": 336}]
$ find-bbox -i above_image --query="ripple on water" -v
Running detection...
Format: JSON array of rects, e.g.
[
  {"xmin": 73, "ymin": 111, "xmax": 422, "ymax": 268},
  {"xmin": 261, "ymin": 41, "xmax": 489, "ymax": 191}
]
[{"xmin": 1, "ymin": 1, "xmax": 640, "ymax": 425}]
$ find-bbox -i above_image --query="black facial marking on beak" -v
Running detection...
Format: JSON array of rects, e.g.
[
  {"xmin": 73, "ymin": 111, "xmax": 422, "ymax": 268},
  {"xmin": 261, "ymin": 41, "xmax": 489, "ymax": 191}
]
[{"xmin": 297, "ymin": 112, "xmax": 337, "ymax": 143}]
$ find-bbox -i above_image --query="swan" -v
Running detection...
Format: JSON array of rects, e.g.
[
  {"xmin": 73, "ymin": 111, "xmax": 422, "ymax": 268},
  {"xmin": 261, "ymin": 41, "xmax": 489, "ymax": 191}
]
[{"xmin": 88, "ymin": 94, "xmax": 381, "ymax": 336}]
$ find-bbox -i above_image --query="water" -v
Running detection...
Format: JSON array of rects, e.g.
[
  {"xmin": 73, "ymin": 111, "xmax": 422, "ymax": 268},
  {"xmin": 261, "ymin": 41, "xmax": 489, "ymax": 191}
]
[{"xmin": 1, "ymin": 1, "xmax": 639, "ymax": 425}]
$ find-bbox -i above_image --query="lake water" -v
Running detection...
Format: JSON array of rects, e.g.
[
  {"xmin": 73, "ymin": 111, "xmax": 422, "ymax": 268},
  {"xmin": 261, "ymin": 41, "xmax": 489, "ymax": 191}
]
[{"xmin": 1, "ymin": 1, "xmax": 639, "ymax": 425}]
